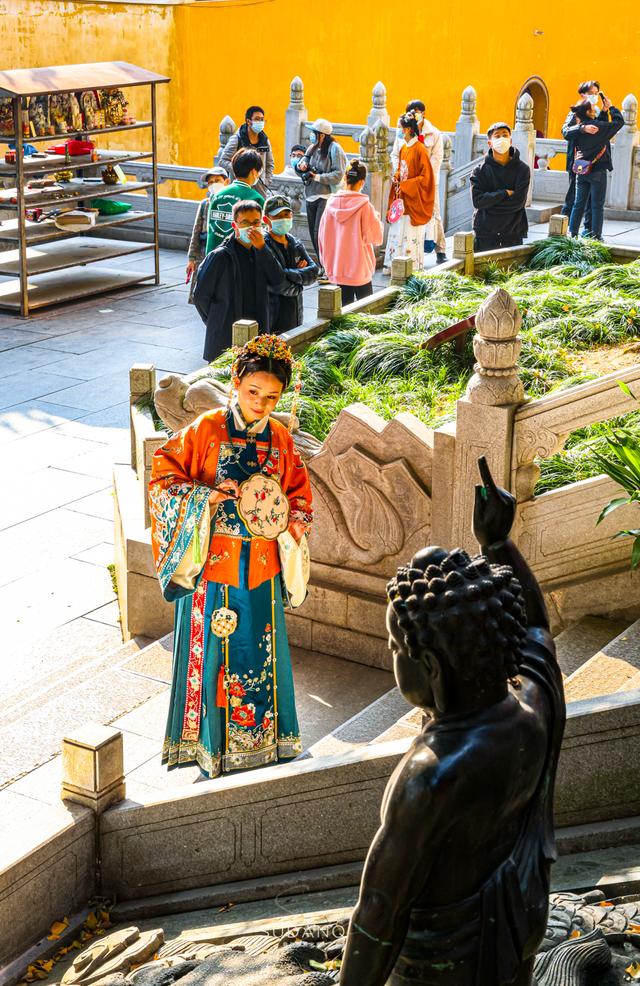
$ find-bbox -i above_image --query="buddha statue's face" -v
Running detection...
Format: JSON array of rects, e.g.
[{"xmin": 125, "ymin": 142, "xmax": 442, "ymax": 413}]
[{"xmin": 387, "ymin": 602, "xmax": 436, "ymax": 710}]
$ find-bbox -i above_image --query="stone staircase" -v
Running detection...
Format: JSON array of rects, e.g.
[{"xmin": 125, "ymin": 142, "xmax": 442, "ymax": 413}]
[{"xmin": 304, "ymin": 615, "xmax": 640, "ymax": 760}]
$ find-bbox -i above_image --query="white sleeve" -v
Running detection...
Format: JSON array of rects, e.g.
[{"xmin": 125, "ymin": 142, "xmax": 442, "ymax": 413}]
[{"xmin": 391, "ymin": 130, "xmax": 403, "ymax": 174}]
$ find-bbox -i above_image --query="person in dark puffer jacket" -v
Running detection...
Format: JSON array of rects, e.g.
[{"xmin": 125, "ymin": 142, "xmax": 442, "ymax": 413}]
[{"xmin": 470, "ymin": 122, "xmax": 531, "ymax": 252}]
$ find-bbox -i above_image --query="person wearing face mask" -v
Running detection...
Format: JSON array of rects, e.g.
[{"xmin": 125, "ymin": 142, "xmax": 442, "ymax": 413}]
[
  {"xmin": 470, "ymin": 122, "xmax": 531, "ymax": 252},
  {"xmin": 219, "ymin": 105, "xmax": 275, "ymax": 198},
  {"xmin": 561, "ymin": 81, "xmax": 611, "ymax": 235},
  {"xmin": 186, "ymin": 167, "xmax": 228, "ymax": 304},
  {"xmin": 194, "ymin": 201, "xmax": 287, "ymax": 361},
  {"xmin": 280, "ymin": 144, "xmax": 306, "ymax": 179},
  {"xmin": 383, "ymin": 112, "xmax": 435, "ymax": 271},
  {"xmin": 295, "ymin": 118, "xmax": 348, "ymax": 272},
  {"xmin": 567, "ymin": 97, "xmax": 623, "ymax": 241},
  {"xmin": 205, "ymin": 149, "xmax": 265, "ymax": 254},
  {"xmin": 318, "ymin": 159, "xmax": 384, "ymax": 304},
  {"xmin": 263, "ymin": 194, "xmax": 318, "ymax": 332},
  {"xmin": 391, "ymin": 99, "xmax": 447, "ymax": 264}
]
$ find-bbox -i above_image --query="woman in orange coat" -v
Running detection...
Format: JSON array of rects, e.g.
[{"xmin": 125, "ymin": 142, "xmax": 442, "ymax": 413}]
[
  {"xmin": 149, "ymin": 336, "xmax": 313, "ymax": 779},
  {"xmin": 384, "ymin": 111, "xmax": 436, "ymax": 271}
]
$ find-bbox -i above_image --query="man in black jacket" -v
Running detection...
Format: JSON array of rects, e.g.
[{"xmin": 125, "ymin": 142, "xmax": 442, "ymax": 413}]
[
  {"xmin": 263, "ymin": 194, "xmax": 318, "ymax": 332},
  {"xmin": 470, "ymin": 122, "xmax": 531, "ymax": 252},
  {"xmin": 566, "ymin": 98, "xmax": 623, "ymax": 240},
  {"xmin": 193, "ymin": 201, "xmax": 286, "ymax": 362}
]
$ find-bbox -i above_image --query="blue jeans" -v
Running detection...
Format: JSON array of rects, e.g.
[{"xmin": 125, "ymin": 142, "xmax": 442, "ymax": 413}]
[
  {"xmin": 569, "ymin": 170, "xmax": 607, "ymax": 240},
  {"xmin": 561, "ymin": 172, "xmax": 591, "ymax": 232}
]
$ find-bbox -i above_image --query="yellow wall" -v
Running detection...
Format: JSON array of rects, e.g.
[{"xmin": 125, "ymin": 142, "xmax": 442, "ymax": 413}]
[{"xmin": 2, "ymin": 0, "xmax": 640, "ymax": 195}]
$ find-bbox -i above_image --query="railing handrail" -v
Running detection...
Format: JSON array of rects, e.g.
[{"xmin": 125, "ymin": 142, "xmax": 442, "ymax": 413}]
[{"xmin": 515, "ymin": 365, "xmax": 640, "ymax": 423}]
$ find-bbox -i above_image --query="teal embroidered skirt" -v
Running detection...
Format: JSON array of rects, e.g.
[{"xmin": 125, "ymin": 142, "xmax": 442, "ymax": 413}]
[{"xmin": 162, "ymin": 543, "xmax": 301, "ymax": 778}]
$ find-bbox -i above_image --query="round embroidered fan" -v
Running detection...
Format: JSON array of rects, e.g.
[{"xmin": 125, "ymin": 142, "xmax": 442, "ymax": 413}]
[{"xmin": 237, "ymin": 474, "xmax": 291, "ymax": 540}]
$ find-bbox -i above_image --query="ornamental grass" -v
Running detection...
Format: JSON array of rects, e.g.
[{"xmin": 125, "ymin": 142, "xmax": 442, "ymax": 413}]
[{"xmin": 204, "ymin": 239, "xmax": 640, "ymax": 495}]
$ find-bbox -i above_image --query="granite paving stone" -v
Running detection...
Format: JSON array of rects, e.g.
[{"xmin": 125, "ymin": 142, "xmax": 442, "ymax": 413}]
[
  {"xmin": 64, "ymin": 487, "xmax": 116, "ymax": 521},
  {"xmin": 0, "ymin": 507, "xmax": 113, "ymax": 589},
  {"xmin": 0, "ymin": 399, "xmax": 90, "ymax": 444},
  {"xmin": 85, "ymin": 600, "xmax": 122, "ymax": 627},
  {"xmin": 0, "ymin": 327, "xmax": 51, "ymax": 351},
  {"xmin": 0, "ymin": 368, "xmax": 85, "ymax": 409},
  {"xmin": 0, "ymin": 468, "xmax": 109, "ymax": 530},
  {"xmin": 40, "ymin": 369, "xmax": 131, "ymax": 411}
]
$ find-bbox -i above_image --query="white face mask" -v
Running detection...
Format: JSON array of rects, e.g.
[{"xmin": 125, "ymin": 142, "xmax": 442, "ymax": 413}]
[
  {"xmin": 414, "ymin": 111, "xmax": 424, "ymax": 124},
  {"xmin": 491, "ymin": 136, "xmax": 511, "ymax": 154},
  {"xmin": 586, "ymin": 93, "xmax": 599, "ymax": 105}
]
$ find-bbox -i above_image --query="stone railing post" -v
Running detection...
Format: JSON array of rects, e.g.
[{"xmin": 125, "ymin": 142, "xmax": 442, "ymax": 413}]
[
  {"xmin": 549, "ymin": 213, "xmax": 569, "ymax": 237},
  {"xmin": 360, "ymin": 124, "xmax": 377, "ymax": 203},
  {"xmin": 453, "ymin": 231, "xmax": 475, "ymax": 275},
  {"xmin": 368, "ymin": 81, "xmax": 390, "ymax": 129},
  {"xmin": 214, "ymin": 115, "xmax": 236, "ymax": 165},
  {"xmin": 512, "ymin": 93, "xmax": 535, "ymax": 206},
  {"xmin": 129, "ymin": 363, "xmax": 156, "ymax": 471},
  {"xmin": 454, "ymin": 85, "xmax": 479, "ymax": 167},
  {"xmin": 607, "ymin": 93, "xmax": 639, "ymax": 209},
  {"xmin": 431, "ymin": 288, "xmax": 525, "ymax": 552},
  {"xmin": 368, "ymin": 121, "xmax": 390, "ymax": 236},
  {"xmin": 232, "ymin": 319, "xmax": 259, "ymax": 347},
  {"xmin": 61, "ymin": 724, "xmax": 125, "ymax": 814},
  {"xmin": 439, "ymin": 134, "xmax": 453, "ymax": 231},
  {"xmin": 317, "ymin": 285, "xmax": 342, "ymax": 318},
  {"xmin": 390, "ymin": 256, "xmax": 413, "ymax": 285},
  {"xmin": 285, "ymin": 76, "xmax": 308, "ymax": 157}
]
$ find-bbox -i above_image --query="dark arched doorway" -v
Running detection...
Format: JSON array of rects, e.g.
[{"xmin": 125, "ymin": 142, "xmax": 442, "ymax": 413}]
[{"xmin": 516, "ymin": 77, "xmax": 549, "ymax": 136}]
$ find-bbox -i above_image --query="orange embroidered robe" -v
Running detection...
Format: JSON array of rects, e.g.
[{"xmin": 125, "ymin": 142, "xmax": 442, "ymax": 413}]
[
  {"xmin": 149, "ymin": 409, "xmax": 313, "ymax": 595},
  {"xmin": 389, "ymin": 140, "xmax": 435, "ymax": 227}
]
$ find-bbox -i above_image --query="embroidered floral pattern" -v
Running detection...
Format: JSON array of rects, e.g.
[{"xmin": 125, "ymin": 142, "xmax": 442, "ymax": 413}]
[{"xmin": 181, "ymin": 579, "xmax": 207, "ymax": 741}]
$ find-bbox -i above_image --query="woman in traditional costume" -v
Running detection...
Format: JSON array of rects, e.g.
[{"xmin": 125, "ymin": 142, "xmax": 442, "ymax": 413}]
[
  {"xmin": 149, "ymin": 336, "xmax": 313, "ymax": 778},
  {"xmin": 384, "ymin": 112, "xmax": 436, "ymax": 271}
]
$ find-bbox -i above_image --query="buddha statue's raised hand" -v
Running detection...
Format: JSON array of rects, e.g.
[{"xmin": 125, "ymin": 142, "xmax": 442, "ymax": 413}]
[{"xmin": 473, "ymin": 455, "xmax": 516, "ymax": 548}]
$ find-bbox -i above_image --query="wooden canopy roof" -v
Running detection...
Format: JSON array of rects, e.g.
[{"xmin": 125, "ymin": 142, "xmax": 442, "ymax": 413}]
[{"xmin": 0, "ymin": 62, "xmax": 170, "ymax": 99}]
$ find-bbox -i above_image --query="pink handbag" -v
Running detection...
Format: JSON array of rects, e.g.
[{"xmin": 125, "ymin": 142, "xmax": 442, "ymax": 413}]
[{"xmin": 388, "ymin": 179, "xmax": 404, "ymax": 224}]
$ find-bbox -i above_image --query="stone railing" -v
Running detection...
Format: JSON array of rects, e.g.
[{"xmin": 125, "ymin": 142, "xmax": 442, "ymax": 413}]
[{"xmin": 513, "ymin": 368, "xmax": 640, "ymax": 589}]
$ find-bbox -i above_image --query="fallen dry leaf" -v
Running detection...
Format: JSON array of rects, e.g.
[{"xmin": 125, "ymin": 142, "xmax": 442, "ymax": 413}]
[{"xmin": 626, "ymin": 960, "xmax": 640, "ymax": 979}]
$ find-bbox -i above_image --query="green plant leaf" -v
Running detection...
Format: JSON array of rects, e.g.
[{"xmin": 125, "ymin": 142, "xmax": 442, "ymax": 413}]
[
  {"xmin": 617, "ymin": 380, "xmax": 636, "ymax": 400},
  {"xmin": 597, "ymin": 497, "xmax": 631, "ymax": 524}
]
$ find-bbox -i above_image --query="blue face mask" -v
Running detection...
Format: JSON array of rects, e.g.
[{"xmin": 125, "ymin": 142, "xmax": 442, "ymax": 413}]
[
  {"xmin": 237, "ymin": 227, "xmax": 254, "ymax": 244},
  {"xmin": 251, "ymin": 120, "xmax": 265, "ymax": 134},
  {"xmin": 270, "ymin": 217, "xmax": 293, "ymax": 236},
  {"xmin": 290, "ymin": 156, "xmax": 302, "ymax": 169}
]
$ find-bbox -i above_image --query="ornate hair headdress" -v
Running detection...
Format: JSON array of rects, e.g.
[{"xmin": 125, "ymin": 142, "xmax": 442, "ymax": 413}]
[
  {"xmin": 232, "ymin": 334, "xmax": 303, "ymax": 433},
  {"xmin": 232, "ymin": 333, "xmax": 294, "ymax": 367}
]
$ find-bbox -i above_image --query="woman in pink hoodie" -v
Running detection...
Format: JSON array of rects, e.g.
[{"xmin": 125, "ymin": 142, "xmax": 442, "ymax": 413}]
[{"xmin": 318, "ymin": 159, "xmax": 384, "ymax": 305}]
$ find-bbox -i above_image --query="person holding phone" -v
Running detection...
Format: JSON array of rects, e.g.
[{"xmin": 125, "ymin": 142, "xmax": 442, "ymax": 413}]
[
  {"xmin": 566, "ymin": 95, "xmax": 623, "ymax": 241},
  {"xmin": 194, "ymin": 201, "xmax": 287, "ymax": 361},
  {"xmin": 561, "ymin": 81, "xmax": 611, "ymax": 235}
]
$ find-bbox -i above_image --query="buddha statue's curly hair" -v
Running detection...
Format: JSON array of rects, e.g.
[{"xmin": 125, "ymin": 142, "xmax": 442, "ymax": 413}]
[{"xmin": 387, "ymin": 547, "xmax": 528, "ymax": 686}]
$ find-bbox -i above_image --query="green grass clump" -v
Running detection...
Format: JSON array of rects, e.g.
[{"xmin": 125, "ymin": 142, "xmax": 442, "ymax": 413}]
[
  {"xmin": 527, "ymin": 236, "xmax": 612, "ymax": 273},
  {"xmin": 536, "ymin": 411, "xmax": 640, "ymax": 494}
]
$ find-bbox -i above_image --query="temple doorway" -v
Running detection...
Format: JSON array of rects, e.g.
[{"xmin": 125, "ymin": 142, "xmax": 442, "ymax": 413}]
[{"xmin": 517, "ymin": 76, "xmax": 549, "ymax": 136}]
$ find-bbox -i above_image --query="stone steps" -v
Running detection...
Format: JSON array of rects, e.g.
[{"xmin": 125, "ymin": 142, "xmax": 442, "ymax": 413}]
[
  {"xmin": 527, "ymin": 200, "xmax": 562, "ymax": 223},
  {"xmin": 554, "ymin": 616, "xmax": 631, "ymax": 679},
  {"xmin": 304, "ymin": 686, "xmax": 411, "ymax": 759},
  {"xmin": 563, "ymin": 618, "xmax": 640, "ymax": 702}
]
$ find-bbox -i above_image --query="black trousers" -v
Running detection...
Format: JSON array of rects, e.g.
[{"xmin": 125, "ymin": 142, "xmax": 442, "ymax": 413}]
[
  {"xmin": 306, "ymin": 198, "xmax": 327, "ymax": 261},
  {"xmin": 562, "ymin": 172, "xmax": 592, "ymax": 230},
  {"xmin": 338, "ymin": 282, "xmax": 373, "ymax": 305}
]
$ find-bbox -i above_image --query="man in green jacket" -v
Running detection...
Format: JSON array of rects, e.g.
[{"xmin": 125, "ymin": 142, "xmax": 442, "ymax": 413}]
[{"xmin": 205, "ymin": 148, "xmax": 264, "ymax": 253}]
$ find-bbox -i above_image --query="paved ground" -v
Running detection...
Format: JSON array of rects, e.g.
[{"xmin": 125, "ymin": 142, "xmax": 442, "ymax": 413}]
[{"xmin": 1, "ymin": 219, "xmax": 639, "ymax": 791}]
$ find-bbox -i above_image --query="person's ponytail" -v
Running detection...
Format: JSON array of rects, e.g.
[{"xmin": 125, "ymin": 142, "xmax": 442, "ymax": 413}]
[{"xmin": 345, "ymin": 157, "xmax": 367, "ymax": 187}]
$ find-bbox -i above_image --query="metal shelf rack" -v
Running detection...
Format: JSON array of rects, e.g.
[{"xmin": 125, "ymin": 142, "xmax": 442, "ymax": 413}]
[{"xmin": 0, "ymin": 61, "xmax": 169, "ymax": 316}]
